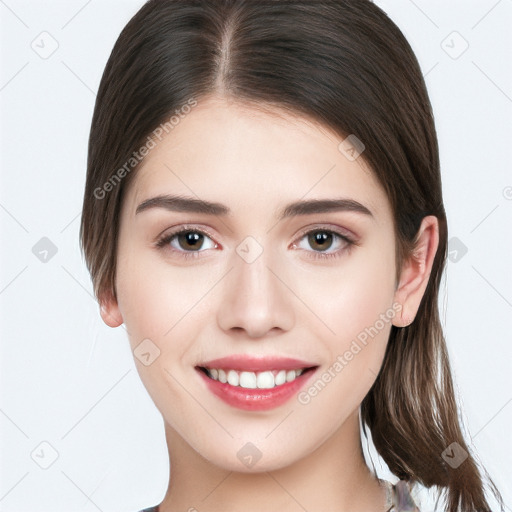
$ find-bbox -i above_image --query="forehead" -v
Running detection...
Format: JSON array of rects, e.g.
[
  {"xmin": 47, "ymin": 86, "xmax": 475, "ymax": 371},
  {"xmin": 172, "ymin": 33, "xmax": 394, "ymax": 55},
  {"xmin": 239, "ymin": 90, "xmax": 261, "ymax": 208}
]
[{"xmin": 123, "ymin": 96, "xmax": 392, "ymax": 226}]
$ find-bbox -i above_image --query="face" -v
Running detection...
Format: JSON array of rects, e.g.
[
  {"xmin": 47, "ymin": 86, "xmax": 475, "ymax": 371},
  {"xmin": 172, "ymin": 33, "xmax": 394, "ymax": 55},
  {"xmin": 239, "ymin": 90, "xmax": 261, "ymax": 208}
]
[{"xmin": 105, "ymin": 95, "xmax": 404, "ymax": 472}]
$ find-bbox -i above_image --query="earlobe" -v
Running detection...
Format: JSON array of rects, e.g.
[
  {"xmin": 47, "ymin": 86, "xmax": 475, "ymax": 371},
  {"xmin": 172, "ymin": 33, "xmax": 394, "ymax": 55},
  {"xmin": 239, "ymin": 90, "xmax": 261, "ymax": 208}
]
[
  {"xmin": 98, "ymin": 289, "xmax": 123, "ymax": 328},
  {"xmin": 392, "ymin": 216, "xmax": 439, "ymax": 328}
]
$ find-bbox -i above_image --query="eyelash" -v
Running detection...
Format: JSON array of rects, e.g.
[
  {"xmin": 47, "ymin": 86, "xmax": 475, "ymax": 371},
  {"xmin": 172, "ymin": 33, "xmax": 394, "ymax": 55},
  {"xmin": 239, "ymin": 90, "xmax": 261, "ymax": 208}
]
[{"xmin": 155, "ymin": 225, "xmax": 357, "ymax": 261}]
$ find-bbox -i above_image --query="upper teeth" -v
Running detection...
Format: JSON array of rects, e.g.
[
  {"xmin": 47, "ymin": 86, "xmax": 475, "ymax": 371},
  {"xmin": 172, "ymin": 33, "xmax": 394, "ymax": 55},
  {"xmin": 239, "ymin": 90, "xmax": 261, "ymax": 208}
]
[{"xmin": 205, "ymin": 368, "xmax": 305, "ymax": 389}]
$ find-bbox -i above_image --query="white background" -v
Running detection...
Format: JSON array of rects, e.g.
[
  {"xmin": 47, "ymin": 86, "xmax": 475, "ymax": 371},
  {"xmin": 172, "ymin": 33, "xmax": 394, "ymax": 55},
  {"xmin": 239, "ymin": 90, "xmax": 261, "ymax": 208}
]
[{"xmin": 0, "ymin": 1, "xmax": 511, "ymax": 511}]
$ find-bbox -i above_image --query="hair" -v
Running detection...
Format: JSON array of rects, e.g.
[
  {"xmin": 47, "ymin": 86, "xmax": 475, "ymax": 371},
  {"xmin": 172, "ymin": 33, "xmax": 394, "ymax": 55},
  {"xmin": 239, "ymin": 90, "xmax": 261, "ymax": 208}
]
[{"xmin": 79, "ymin": 1, "xmax": 504, "ymax": 510}]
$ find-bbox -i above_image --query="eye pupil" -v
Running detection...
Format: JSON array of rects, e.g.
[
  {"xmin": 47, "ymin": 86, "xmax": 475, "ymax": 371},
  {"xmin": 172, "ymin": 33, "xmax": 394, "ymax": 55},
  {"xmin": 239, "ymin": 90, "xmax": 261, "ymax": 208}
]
[
  {"xmin": 179, "ymin": 232, "xmax": 203, "ymax": 250},
  {"xmin": 308, "ymin": 231, "xmax": 333, "ymax": 251}
]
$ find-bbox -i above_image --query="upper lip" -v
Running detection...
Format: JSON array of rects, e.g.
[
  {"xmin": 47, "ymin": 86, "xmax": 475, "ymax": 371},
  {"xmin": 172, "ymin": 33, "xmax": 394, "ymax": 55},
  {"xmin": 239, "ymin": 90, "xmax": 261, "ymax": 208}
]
[{"xmin": 197, "ymin": 355, "xmax": 318, "ymax": 372}]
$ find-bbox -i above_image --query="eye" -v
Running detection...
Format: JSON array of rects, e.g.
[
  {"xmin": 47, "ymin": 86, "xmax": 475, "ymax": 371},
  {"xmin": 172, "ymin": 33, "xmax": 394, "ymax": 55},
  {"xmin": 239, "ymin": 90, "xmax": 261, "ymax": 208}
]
[
  {"xmin": 155, "ymin": 225, "xmax": 357, "ymax": 261},
  {"xmin": 156, "ymin": 226, "xmax": 218, "ymax": 257},
  {"xmin": 292, "ymin": 227, "xmax": 356, "ymax": 260}
]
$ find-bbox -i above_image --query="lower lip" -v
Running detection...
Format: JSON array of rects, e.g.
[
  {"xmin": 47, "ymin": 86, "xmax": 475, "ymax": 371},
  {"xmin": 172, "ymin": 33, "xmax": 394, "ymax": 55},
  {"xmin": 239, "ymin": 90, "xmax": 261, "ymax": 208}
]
[{"xmin": 196, "ymin": 367, "xmax": 318, "ymax": 411}]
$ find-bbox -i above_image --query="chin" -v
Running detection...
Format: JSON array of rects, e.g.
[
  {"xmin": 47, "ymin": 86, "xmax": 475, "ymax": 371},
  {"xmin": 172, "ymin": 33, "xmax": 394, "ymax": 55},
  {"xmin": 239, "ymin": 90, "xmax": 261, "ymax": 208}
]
[{"xmin": 212, "ymin": 451, "xmax": 297, "ymax": 473}]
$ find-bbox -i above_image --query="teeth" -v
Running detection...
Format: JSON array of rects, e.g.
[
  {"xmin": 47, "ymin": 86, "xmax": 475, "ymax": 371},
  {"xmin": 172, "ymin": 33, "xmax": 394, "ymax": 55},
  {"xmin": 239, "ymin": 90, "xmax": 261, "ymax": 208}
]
[
  {"xmin": 227, "ymin": 370, "xmax": 239, "ymax": 386},
  {"xmin": 257, "ymin": 371, "xmax": 274, "ymax": 389},
  {"xmin": 275, "ymin": 370, "xmax": 286, "ymax": 386},
  {"xmin": 204, "ymin": 367, "xmax": 306, "ymax": 389},
  {"xmin": 240, "ymin": 371, "xmax": 257, "ymax": 388},
  {"xmin": 286, "ymin": 370, "xmax": 296, "ymax": 382}
]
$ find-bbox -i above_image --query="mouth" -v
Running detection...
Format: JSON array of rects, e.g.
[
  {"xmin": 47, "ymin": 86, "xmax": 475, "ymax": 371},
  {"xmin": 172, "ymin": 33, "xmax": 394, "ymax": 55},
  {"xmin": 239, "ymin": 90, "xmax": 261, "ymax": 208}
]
[
  {"xmin": 196, "ymin": 365, "xmax": 318, "ymax": 389},
  {"xmin": 194, "ymin": 356, "xmax": 319, "ymax": 411}
]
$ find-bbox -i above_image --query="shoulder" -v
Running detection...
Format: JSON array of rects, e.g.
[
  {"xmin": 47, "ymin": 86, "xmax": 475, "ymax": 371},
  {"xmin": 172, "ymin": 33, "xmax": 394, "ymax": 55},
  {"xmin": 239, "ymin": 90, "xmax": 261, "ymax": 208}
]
[{"xmin": 381, "ymin": 478, "xmax": 421, "ymax": 512}]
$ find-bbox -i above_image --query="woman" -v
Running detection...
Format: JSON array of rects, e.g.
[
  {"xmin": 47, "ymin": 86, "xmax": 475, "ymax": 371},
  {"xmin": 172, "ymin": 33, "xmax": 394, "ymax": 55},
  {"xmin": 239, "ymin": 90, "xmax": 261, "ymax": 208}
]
[{"xmin": 80, "ymin": 1, "xmax": 504, "ymax": 510}]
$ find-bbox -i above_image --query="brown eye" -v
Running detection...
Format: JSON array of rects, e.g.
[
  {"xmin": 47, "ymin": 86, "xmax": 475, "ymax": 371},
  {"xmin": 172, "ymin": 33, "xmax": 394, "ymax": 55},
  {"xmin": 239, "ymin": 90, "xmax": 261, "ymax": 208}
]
[
  {"xmin": 156, "ymin": 228, "xmax": 217, "ymax": 254},
  {"xmin": 307, "ymin": 231, "xmax": 334, "ymax": 251},
  {"xmin": 292, "ymin": 228, "xmax": 355, "ymax": 261},
  {"xmin": 176, "ymin": 231, "xmax": 205, "ymax": 251}
]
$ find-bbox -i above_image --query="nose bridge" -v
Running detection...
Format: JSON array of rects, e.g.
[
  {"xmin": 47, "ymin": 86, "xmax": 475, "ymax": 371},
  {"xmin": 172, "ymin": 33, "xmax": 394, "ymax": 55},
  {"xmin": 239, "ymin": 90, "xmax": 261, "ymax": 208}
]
[{"xmin": 216, "ymin": 236, "xmax": 295, "ymax": 337}]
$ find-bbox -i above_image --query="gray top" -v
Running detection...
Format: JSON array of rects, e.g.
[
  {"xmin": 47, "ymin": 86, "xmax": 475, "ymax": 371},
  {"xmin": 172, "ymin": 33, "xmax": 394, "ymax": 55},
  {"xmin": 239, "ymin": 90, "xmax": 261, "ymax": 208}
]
[
  {"xmin": 137, "ymin": 479, "xmax": 420, "ymax": 512},
  {"xmin": 382, "ymin": 479, "xmax": 421, "ymax": 511}
]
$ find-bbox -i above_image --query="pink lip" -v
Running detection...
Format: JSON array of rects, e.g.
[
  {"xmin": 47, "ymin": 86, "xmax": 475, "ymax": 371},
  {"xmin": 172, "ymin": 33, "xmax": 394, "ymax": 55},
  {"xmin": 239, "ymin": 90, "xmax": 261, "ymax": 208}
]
[
  {"xmin": 198, "ymin": 355, "xmax": 317, "ymax": 372},
  {"xmin": 195, "ymin": 356, "xmax": 319, "ymax": 411}
]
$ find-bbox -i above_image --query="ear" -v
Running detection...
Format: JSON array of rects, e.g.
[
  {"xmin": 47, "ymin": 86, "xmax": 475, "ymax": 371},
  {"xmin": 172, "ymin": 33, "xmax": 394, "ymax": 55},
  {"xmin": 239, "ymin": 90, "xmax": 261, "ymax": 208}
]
[
  {"xmin": 392, "ymin": 215, "xmax": 439, "ymax": 327},
  {"xmin": 98, "ymin": 288, "xmax": 124, "ymax": 328}
]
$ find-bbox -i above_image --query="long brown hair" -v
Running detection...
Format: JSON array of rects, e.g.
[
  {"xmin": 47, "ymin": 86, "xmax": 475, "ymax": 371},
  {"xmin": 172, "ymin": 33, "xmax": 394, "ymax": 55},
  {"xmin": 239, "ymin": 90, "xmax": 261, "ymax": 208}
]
[{"xmin": 79, "ymin": 1, "xmax": 504, "ymax": 510}]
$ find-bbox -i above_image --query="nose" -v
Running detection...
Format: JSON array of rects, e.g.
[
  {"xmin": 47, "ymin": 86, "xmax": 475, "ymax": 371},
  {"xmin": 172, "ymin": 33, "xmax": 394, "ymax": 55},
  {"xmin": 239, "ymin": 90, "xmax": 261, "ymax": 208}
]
[{"xmin": 216, "ymin": 244, "xmax": 295, "ymax": 338}]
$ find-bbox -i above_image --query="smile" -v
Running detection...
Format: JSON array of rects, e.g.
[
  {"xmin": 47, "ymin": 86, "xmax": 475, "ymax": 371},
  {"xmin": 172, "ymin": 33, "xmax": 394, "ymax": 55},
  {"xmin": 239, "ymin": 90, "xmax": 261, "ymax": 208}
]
[
  {"xmin": 200, "ymin": 367, "xmax": 308, "ymax": 389},
  {"xmin": 195, "ymin": 355, "xmax": 319, "ymax": 411}
]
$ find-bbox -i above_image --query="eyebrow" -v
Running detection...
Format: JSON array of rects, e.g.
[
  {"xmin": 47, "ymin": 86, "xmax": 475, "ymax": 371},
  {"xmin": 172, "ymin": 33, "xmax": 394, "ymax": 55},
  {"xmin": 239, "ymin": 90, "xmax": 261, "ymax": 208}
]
[{"xmin": 135, "ymin": 194, "xmax": 374, "ymax": 220}]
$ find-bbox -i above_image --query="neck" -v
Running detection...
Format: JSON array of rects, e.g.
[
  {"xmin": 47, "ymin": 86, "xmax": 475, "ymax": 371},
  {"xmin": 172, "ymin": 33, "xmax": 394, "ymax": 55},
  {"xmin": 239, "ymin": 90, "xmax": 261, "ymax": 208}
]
[{"xmin": 158, "ymin": 409, "xmax": 387, "ymax": 512}]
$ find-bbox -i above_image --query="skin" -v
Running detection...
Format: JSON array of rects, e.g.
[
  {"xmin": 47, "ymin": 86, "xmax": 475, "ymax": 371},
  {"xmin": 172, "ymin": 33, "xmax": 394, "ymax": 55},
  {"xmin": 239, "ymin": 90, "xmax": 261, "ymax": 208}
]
[{"xmin": 100, "ymin": 94, "xmax": 439, "ymax": 512}]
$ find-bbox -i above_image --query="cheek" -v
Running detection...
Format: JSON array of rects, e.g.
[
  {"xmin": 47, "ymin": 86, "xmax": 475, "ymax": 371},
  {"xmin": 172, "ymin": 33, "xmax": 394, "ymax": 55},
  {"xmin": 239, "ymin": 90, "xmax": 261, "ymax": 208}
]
[
  {"xmin": 116, "ymin": 244, "xmax": 213, "ymax": 341},
  {"xmin": 293, "ymin": 245, "xmax": 397, "ymax": 424},
  {"xmin": 114, "ymin": 246, "xmax": 212, "ymax": 413},
  {"xmin": 298, "ymin": 239, "xmax": 397, "ymax": 345}
]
